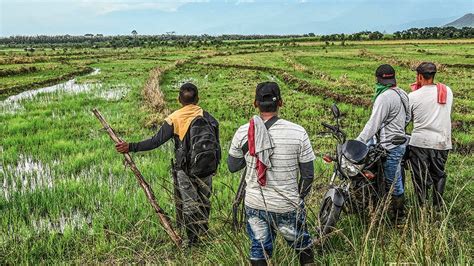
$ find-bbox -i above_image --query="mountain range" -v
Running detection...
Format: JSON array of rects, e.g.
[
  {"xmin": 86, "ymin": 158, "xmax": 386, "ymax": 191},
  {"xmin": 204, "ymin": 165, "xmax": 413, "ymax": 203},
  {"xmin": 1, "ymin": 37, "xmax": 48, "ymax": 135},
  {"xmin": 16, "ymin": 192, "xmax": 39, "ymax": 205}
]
[
  {"xmin": 444, "ymin": 13, "xmax": 474, "ymax": 28},
  {"xmin": 0, "ymin": 1, "xmax": 473, "ymax": 36}
]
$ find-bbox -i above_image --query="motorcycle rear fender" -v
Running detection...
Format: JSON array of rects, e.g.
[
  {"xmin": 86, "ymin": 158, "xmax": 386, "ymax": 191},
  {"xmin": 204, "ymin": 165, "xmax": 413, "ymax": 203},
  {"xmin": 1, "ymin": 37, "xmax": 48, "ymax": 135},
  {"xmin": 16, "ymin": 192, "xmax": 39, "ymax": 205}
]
[{"xmin": 323, "ymin": 187, "xmax": 346, "ymax": 207}]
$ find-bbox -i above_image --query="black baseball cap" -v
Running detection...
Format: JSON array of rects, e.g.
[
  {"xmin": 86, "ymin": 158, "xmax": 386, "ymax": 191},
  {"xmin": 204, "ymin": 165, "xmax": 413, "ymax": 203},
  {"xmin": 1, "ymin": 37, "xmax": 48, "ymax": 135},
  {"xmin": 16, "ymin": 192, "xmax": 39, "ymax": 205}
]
[
  {"xmin": 375, "ymin": 64, "xmax": 396, "ymax": 86},
  {"xmin": 416, "ymin": 62, "xmax": 437, "ymax": 74},
  {"xmin": 255, "ymin": 82, "xmax": 281, "ymax": 104}
]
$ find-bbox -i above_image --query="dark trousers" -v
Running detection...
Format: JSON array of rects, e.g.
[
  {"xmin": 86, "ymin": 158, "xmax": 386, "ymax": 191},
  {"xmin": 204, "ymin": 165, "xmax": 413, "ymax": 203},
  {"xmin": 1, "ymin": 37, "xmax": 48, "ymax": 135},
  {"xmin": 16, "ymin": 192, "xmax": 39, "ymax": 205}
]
[
  {"xmin": 176, "ymin": 170, "xmax": 212, "ymax": 242},
  {"xmin": 408, "ymin": 146, "xmax": 449, "ymax": 207}
]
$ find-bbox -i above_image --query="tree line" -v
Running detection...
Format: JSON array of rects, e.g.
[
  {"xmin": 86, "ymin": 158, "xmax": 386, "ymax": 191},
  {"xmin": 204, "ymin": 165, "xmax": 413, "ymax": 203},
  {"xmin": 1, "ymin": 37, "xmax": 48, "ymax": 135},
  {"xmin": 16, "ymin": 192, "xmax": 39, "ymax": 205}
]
[
  {"xmin": 0, "ymin": 33, "xmax": 317, "ymax": 49},
  {"xmin": 319, "ymin": 27, "xmax": 473, "ymax": 41},
  {"xmin": 0, "ymin": 27, "xmax": 472, "ymax": 48}
]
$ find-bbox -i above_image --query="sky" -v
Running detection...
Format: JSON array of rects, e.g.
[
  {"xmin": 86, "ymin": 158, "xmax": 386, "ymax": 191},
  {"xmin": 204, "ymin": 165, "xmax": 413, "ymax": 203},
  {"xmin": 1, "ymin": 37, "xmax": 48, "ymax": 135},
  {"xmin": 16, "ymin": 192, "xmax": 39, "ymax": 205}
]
[{"xmin": 0, "ymin": 0, "xmax": 472, "ymax": 36}]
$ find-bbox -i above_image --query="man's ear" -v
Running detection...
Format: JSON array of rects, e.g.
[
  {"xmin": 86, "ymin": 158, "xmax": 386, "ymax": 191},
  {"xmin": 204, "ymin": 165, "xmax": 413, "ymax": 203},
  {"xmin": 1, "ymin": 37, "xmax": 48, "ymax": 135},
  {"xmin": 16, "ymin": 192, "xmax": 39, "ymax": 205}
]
[
  {"xmin": 278, "ymin": 100, "xmax": 283, "ymax": 107},
  {"xmin": 195, "ymin": 96, "xmax": 199, "ymax": 104},
  {"xmin": 254, "ymin": 100, "xmax": 258, "ymax": 108}
]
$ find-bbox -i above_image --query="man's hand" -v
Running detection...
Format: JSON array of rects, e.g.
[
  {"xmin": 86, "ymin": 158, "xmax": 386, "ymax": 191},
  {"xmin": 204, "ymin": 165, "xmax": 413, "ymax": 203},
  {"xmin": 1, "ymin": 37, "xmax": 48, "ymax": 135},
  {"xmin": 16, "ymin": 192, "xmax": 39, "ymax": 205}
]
[{"xmin": 115, "ymin": 141, "xmax": 130, "ymax": 153}]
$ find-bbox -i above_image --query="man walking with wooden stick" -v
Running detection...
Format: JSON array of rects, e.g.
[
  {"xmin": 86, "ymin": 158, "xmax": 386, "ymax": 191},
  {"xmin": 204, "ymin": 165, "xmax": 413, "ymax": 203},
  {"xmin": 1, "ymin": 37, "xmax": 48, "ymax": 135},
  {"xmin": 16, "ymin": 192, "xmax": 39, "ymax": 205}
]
[
  {"xmin": 116, "ymin": 83, "xmax": 221, "ymax": 247},
  {"xmin": 93, "ymin": 109, "xmax": 182, "ymax": 247}
]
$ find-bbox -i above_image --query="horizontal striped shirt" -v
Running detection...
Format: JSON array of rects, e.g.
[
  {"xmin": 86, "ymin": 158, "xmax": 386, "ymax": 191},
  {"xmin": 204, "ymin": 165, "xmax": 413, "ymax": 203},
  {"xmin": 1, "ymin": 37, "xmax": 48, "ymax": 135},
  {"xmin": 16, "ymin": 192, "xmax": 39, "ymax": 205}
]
[{"xmin": 229, "ymin": 119, "xmax": 315, "ymax": 213}]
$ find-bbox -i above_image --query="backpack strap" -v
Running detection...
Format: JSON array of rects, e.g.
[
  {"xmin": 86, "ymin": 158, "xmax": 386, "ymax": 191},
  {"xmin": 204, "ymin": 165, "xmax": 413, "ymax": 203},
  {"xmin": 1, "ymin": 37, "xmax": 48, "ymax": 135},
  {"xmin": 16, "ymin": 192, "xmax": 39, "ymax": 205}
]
[
  {"xmin": 203, "ymin": 111, "xmax": 210, "ymax": 120},
  {"xmin": 242, "ymin": 116, "xmax": 279, "ymax": 155},
  {"xmin": 175, "ymin": 113, "xmax": 208, "ymax": 168},
  {"xmin": 178, "ymin": 111, "xmax": 210, "ymax": 146},
  {"xmin": 376, "ymin": 88, "xmax": 408, "ymax": 140}
]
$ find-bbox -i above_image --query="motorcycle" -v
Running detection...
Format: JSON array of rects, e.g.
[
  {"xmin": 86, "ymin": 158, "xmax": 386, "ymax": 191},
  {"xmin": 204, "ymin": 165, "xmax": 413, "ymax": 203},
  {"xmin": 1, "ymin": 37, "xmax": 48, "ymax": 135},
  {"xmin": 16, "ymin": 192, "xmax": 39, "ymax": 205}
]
[{"xmin": 318, "ymin": 104, "xmax": 407, "ymax": 235}]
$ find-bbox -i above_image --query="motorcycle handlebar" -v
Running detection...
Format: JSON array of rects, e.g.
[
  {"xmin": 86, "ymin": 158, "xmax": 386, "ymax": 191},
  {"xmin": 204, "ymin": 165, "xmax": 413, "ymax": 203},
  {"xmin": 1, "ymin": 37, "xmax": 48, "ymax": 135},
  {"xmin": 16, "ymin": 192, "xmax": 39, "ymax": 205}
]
[{"xmin": 321, "ymin": 122, "xmax": 337, "ymax": 132}]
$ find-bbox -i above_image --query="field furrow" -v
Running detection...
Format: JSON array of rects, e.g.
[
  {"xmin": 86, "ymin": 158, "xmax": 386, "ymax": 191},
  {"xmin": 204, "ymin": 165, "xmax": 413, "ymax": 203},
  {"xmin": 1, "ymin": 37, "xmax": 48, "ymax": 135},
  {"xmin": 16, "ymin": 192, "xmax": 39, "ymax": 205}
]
[{"xmin": 1, "ymin": 42, "xmax": 472, "ymax": 264}]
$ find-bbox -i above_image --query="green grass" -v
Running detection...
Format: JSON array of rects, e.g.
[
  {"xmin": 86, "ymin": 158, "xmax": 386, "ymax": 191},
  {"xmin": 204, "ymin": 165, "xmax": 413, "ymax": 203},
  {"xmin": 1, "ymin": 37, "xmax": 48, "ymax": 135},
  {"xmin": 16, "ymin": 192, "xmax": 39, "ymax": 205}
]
[{"xmin": 0, "ymin": 40, "xmax": 473, "ymax": 264}]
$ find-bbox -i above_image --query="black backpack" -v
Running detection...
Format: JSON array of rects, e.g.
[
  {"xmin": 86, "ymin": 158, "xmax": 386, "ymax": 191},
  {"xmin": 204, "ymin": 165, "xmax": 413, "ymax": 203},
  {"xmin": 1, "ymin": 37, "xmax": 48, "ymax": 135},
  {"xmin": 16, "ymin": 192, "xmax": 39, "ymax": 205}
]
[{"xmin": 178, "ymin": 113, "xmax": 220, "ymax": 178}]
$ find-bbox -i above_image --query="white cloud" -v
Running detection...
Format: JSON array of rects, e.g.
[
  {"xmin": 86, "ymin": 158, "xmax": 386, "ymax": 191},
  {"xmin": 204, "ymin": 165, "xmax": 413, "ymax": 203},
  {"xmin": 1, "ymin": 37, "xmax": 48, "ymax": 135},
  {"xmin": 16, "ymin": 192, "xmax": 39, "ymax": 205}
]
[
  {"xmin": 79, "ymin": 0, "xmax": 211, "ymax": 14},
  {"xmin": 236, "ymin": 0, "xmax": 255, "ymax": 4},
  {"xmin": 4, "ymin": 0, "xmax": 211, "ymax": 14}
]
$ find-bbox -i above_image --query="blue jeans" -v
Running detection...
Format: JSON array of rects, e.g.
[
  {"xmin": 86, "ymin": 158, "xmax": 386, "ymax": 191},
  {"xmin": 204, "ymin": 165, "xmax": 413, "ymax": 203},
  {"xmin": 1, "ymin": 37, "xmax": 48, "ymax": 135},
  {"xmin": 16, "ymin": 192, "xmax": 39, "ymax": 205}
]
[
  {"xmin": 383, "ymin": 144, "xmax": 406, "ymax": 196},
  {"xmin": 245, "ymin": 205, "xmax": 313, "ymax": 260}
]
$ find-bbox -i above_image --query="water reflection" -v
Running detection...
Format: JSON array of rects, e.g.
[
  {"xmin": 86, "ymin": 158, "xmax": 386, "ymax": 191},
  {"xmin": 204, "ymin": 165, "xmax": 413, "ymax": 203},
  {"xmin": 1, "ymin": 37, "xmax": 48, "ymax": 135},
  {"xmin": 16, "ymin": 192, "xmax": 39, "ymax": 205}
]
[
  {"xmin": 1, "ymin": 68, "xmax": 101, "ymax": 113},
  {"xmin": 1, "ymin": 154, "xmax": 56, "ymax": 201},
  {"xmin": 31, "ymin": 209, "xmax": 94, "ymax": 234}
]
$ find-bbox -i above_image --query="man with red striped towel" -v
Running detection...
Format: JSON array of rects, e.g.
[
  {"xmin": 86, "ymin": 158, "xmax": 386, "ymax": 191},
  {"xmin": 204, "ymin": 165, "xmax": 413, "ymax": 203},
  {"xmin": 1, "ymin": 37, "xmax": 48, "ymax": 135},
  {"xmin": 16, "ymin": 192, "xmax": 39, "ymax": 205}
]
[{"xmin": 227, "ymin": 82, "xmax": 316, "ymax": 266}]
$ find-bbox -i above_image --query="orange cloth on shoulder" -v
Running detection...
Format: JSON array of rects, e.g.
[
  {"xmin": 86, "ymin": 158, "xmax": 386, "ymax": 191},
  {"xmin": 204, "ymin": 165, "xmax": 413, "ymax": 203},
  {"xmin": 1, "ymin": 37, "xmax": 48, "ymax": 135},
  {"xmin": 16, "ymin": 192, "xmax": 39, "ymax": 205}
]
[{"xmin": 165, "ymin": 104, "xmax": 203, "ymax": 140}]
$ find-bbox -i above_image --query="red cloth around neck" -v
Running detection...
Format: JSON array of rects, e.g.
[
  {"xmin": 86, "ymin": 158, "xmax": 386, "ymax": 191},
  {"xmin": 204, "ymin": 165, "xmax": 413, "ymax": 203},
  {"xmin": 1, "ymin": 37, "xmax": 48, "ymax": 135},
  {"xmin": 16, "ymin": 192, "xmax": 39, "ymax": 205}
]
[
  {"xmin": 248, "ymin": 118, "xmax": 268, "ymax": 186},
  {"xmin": 410, "ymin": 83, "xmax": 447, "ymax": 104}
]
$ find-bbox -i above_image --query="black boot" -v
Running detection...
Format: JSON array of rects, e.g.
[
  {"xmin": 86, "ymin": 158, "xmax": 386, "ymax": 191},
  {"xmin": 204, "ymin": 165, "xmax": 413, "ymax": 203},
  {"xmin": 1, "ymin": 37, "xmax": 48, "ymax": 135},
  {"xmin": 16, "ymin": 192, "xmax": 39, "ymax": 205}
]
[
  {"xmin": 433, "ymin": 178, "xmax": 446, "ymax": 211},
  {"xmin": 202, "ymin": 206, "xmax": 211, "ymax": 233},
  {"xmin": 391, "ymin": 194, "xmax": 406, "ymax": 225},
  {"xmin": 185, "ymin": 225, "xmax": 199, "ymax": 246},
  {"xmin": 298, "ymin": 248, "xmax": 314, "ymax": 265},
  {"xmin": 197, "ymin": 206, "xmax": 210, "ymax": 235},
  {"xmin": 250, "ymin": 259, "xmax": 267, "ymax": 266},
  {"xmin": 183, "ymin": 214, "xmax": 200, "ymax": 247}
]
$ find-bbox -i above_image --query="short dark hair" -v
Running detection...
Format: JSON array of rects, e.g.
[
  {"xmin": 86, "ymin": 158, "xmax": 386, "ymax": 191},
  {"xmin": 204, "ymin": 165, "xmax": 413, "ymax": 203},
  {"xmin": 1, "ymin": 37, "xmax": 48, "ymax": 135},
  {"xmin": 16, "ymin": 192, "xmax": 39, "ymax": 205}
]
[
  {"xmin": 179, "ymin": 83, "xmax": 198, "ymax": 104},
  {"xmin": 256, "ymin": 101, "xmax": 278, "ymax": 112},
  {"xmin": 419, "ymin": 72, "xmax": 436, "ymax": 80},
  {"xmin": 416, "ymin": 62, "xmax": 436, "ymax": 81}
]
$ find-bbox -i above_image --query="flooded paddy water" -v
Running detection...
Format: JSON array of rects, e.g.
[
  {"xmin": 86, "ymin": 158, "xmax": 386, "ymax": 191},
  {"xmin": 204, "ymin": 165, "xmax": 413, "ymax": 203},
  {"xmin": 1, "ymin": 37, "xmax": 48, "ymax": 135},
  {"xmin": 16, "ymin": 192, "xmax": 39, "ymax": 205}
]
[
  {"xmin": 1, "ymin": 68, "xmax": 101, "ymax": 113},
  {"xmin": 31, "ymin": 208, "xmax": 94, "ymax": 235},
  {"xmin": 1, "ymin": 154, "xmax": 56, "ymax": 201},
  {"xmin": 0, "ymin": 67, "xmax": 134, "ymax": 237}
]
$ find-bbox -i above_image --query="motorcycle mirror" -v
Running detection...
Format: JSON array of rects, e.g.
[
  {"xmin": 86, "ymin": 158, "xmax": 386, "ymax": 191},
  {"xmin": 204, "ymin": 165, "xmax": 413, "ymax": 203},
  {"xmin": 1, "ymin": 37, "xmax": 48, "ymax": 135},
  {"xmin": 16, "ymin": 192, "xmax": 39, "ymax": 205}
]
[
  {"xmin": 331, "ymin": 104, "xmax": 341, "ymax": 119},
  {"xmin": 391, "ymin": 136, "xmax": 407, "ymax": 146}
]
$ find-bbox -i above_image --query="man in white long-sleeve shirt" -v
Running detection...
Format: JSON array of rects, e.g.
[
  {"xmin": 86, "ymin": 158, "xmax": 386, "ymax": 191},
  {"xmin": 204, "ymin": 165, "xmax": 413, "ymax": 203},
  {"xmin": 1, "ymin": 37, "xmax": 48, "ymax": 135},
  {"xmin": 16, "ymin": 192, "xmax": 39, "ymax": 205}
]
[
  {"xmin": 356, "ymin": 64, "xmax": 410, "ymax": 223},
  {"xmin": 408, "ymin": 62, "xmax": 453, "ymax": 209}
]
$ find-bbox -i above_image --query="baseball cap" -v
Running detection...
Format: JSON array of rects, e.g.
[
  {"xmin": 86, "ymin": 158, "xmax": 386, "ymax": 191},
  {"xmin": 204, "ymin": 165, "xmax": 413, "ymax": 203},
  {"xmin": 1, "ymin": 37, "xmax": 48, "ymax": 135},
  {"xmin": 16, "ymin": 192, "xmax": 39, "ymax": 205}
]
[
  {"xmin": 416, "ymin": 62, "xmax": 437, "ymax": 74},
  {"xmin": 375, "ymin": 64, "xmax": 396, "ymax": 86},
  {"xmin": 255, "ymin": 82, "xmax": 281, "ymax": 104}
]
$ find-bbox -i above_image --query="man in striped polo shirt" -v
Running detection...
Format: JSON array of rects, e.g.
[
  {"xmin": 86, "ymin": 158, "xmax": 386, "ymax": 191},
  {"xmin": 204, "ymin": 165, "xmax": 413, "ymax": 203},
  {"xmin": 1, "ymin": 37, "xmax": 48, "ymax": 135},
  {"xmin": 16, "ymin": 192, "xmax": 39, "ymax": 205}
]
[{"xmin": 227, "ymin": 82, "xmax": 315, "ymax": 266}]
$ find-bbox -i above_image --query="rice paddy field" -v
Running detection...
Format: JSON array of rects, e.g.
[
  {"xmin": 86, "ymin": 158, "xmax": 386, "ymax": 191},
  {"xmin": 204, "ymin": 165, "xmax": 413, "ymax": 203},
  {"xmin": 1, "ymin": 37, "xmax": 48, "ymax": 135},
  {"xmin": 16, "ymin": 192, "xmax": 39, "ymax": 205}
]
[{"xmin": 1, "ymin": 39, "xmax": 473, "ymax": 264}]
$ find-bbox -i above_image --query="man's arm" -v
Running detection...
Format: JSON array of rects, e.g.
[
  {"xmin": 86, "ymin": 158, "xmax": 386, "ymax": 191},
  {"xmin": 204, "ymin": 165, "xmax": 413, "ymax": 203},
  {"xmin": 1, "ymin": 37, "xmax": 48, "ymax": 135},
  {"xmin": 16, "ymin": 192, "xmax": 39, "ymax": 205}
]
[
  {"xmin": 298, "ymin": 131, "xmax": 316, "ymax": 200},
  {"xmin": 227, "ymin": 127, "xmax": 246, "ymax": 173},
  {"xmin": 298, "ymin": 161, "xmax": 314, "ymax": 199},
  {"xmin": 228, "ymin": 156, "xmax": 246, "ymax": 173},
  {"xmin": 404, "ymin": 95, "xmax": 412, "ymax": 127},
  {"xmin": 405, "ymin": 110, "xmax": 412, "ymax": 128},
  {"xmin": 116, "ymin": 122, "xmax": 174, "ymax": 153},
  {"xmin": 407, "ymin": 93, "xmax": 416, "ymax": 129},
  {"xmin": 356, "ymin": 97, "xmax": 390, "ymax": 143}
]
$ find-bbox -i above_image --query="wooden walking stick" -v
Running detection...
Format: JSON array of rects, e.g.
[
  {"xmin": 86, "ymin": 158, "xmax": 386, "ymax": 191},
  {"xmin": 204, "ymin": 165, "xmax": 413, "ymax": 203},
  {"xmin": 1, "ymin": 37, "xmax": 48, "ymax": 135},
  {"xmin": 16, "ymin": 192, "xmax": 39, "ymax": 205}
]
[
  {"xmin": 92, "ymin": 108, "xmax": 182, "ymax": 247},
  {"xmin": 232, "ymin": 167, "xmax": 247, "ymax": 230}
]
